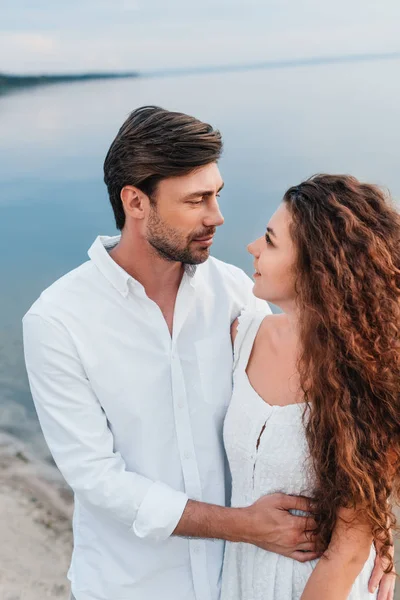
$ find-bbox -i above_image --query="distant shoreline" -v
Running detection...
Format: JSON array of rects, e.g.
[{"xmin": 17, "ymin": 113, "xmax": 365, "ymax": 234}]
[
  {"xmin": 2, "ymin": 50, "xmax": 400, "ymax": 96},
  {"xmin": 2, "ymin": 51, "xmax": 400, "ymax": 96},
  {"xmin": 0, "ymin": 71, "xmax": 140, "ymax": 94}
]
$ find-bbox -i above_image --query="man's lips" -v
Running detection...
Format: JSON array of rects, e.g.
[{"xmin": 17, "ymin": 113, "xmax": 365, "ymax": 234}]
[
  {"xmin": 192, "ymin": 235, "xmax": 214, "ymax": 247},
  {"xmin": 192, "ymin": 230, "xmax": 216, "ymax": 246},
  {"xmin": 193, "ymin": 235, "xmax": 214, "ymax": 242}
]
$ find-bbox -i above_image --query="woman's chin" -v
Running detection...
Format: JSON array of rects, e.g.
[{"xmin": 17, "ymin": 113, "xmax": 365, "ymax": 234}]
[
  {"xmin": 252, "ymin": 284, "xmax": 270, "ymax": 302},
  {"xmin": 252, "ymin": 284, "xmax": 281, "ymax": 307}
]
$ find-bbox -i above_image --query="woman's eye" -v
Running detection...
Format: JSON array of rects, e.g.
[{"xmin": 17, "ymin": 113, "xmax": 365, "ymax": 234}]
[{"xmin": 265, "ymin": 233, "xmax": 272, "ymax": 245}]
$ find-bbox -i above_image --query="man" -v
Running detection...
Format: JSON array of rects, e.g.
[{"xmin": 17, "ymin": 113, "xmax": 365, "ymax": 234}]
[{"xmin": 22, "ymin": 107, "xmax": 386, "ymax": 600}]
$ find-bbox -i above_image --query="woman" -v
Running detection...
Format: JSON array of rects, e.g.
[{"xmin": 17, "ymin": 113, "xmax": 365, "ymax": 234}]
[{"xmin": 221, "ymin": 174, "xmax": 399, "ymax": 600}]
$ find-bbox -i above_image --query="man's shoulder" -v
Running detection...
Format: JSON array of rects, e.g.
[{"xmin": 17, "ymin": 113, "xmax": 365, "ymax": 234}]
[
  {"xmin": 23, "ymin": 260, "xmax": 97, "ymax": 321},
  {"xmin": 201, "ymin": 255, "xmax": 249, "ymax": 284},
  {"xmin": 200, "ymin": 257, "xmax": 271, "ymax": 317},
  {"xmin": 196, "ymin": 257, "xmax": 254, "ymax": 308}
]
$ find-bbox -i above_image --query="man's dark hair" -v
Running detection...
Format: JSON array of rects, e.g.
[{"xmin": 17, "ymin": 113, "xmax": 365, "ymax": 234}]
[{"xmin": 103, "ymin": 105, "xmax": 223, "ymax": 230}]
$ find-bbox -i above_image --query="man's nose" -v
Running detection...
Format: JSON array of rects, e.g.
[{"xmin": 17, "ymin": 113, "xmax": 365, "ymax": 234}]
[{"xmin": 204, "ymin": 199, "xmax": 224, "ymax": 228}]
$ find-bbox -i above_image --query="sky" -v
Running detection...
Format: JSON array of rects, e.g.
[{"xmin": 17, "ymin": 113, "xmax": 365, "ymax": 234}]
[{"xmin": 1, "ymin": 0, "xmax": 400, "ymax": 74}]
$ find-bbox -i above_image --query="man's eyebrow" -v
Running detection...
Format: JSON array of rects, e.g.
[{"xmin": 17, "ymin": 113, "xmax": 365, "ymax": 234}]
[
  {"xmin": 266, "ymin": 226, "xmax": 276, "ymax": 237},
  {"xmin": 182, "ymin": 182, "xmax": 224, "ymax": 201}
]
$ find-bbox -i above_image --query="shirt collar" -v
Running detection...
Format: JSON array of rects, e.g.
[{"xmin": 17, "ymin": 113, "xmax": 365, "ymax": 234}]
[{"xmin": 88, "ymin": 235, "xmax": 198, "ymax": 297}]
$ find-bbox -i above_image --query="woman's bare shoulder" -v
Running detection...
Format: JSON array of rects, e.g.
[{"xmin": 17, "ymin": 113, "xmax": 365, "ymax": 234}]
[
  {"xmin": 231, "ymin": 311, "xmax": 286, "ymax": 345},
  {"xmin": 259, "ymin": 313, "xmax": 287, "ymax": 334}
]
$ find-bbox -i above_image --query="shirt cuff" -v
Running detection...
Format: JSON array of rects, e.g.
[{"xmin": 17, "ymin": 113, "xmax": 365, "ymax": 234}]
[{"xmin": 132, "ymin": 481, "xmax": 188, "ymax": 541}]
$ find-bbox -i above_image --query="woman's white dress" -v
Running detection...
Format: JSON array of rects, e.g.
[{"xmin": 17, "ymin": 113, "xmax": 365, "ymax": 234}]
[{"xmin": 220, "ymin": 308, "xmax": 377, "ymax": 600}]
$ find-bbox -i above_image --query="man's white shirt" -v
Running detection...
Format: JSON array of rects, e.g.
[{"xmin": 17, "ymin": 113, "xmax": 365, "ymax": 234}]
[{"xmin": 23, "ymin": 235, "xmax": 270, "ymax": 600}]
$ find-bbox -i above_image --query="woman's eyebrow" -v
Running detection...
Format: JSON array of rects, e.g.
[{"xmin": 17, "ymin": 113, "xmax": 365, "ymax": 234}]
[{"xmin": 266, "ymin": 226, "xmax": 276, "ymax": 237}]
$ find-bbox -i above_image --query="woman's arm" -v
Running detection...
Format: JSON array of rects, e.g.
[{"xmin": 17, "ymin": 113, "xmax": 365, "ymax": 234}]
[
  {"xmin": 300, "ymin": 507, "xmax": 373, "ymax": 600},
  {"xmin": 369, "ymin": 534, "xmax": 396, "ymax": 599}
]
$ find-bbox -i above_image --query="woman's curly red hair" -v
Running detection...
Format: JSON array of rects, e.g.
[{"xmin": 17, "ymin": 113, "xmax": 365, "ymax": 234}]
[{"xmin": 284, "ymin": 174, "xmax": 400, "ymax": 570}]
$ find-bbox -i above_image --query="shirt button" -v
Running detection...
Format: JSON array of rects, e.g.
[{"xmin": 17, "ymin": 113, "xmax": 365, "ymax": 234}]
[
  {"xmin": 192, "ymin": 543, "xmax": 201, "ymax": 554},
  {"xmin": 184, "ymin": 451, "xmax": 191, "ymax": 460},
  {"xmin": 178, "ymin": 401, "xmax": 184, "ymax": 409}
]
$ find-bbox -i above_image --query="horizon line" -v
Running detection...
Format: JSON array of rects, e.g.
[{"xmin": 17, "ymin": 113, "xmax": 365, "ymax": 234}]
[
  {"xmin": 141, "ymin": 51, "xmax": 400, "ymax": 78},
  {"xmin": 1, "ymin": 50, "xmax": 400, "ymax": 83}
]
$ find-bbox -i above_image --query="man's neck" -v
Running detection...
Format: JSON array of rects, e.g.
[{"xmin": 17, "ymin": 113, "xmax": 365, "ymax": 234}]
[{"xmin": 109, "ymin": 233, "xmax": 184, "ymax": 301}]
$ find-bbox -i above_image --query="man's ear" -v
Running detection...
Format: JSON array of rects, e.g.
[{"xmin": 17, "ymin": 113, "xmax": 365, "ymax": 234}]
[{"xmin": 120, "ymin": 186, "xmax": 148, "ymax": 220}]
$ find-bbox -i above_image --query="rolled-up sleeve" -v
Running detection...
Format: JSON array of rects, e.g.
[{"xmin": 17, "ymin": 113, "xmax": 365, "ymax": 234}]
[{"xmin": 22, "ymin": 312, "xmax": 188, "ymax": 541}]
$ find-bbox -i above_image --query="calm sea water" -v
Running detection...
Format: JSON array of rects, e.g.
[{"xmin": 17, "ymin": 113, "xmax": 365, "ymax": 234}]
[{"xmin": 1, "ymin": 60, "xmax": 400, "ymax": 459}]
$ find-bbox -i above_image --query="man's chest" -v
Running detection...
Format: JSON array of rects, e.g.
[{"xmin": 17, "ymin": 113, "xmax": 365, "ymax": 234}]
[{"xmin": 68, "ymin": 298, "xmax": 235, "ymax": 421}]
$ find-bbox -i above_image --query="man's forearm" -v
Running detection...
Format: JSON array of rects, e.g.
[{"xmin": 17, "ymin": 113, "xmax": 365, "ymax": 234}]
[
  {"xmin": 173, "ymin": 493, "xmax": 320, "ymax": 563},
  {"xmin": 173, "ymin": 499, "xmax": 252, "ymax": 543}
]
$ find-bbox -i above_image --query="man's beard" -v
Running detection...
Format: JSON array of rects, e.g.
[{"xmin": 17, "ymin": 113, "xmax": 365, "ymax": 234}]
[{"xmin": 146, "ymin": 207, "xmax": 215, "ymax": 265}]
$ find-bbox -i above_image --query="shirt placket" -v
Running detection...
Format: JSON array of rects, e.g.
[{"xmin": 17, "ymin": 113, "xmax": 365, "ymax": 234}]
[{"xmin": 171, "ymin": 277, "xmax": 212, "ymax": 600}]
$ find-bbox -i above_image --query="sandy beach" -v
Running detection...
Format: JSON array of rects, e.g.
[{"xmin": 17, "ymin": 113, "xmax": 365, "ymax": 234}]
[
  {"xmin": 0, "ymin": 431, "xmax": 398, "ymax": 600},
  {"xmin": 0, "ymin": 433, "xmax": 73, "ymax": 600}
]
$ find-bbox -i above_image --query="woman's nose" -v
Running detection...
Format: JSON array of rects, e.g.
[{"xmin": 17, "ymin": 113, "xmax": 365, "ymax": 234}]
[{"xmin": 247, "ymin": 238, "xmax": 260, "ymax": 256}]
